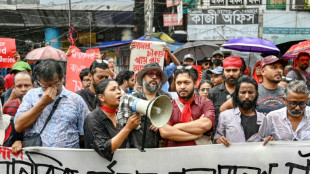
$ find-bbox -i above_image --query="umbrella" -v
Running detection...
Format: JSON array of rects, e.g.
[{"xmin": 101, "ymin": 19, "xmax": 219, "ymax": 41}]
[
  {"xmin": 283, "ymin": 40, "xmax": 310, "ymax": 59},
  {"xmin": 173, "ymin": 41, "xmax": 219, "ymax": 61},
  {"xmin": 25, "ymin": 45, "xmax": 67, "ymax": 62},
  {"xmin": 222, "ymin": 37, "xmax": 280, "ymax": 54}
]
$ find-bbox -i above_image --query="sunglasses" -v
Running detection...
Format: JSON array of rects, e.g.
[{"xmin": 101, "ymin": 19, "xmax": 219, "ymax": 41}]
[
  {"xmin": 200, "ymin": 88, "xmax": 210, "ymax": 92},
  {"xmin": 287, "ymin": 101, "xmax": 307, "ymax": 109},
  {"xmin": 147, "ymin": 72, "xmax": 162, "ymax": 79},
  {"xmin": 176, "ymin": 65, "xmax": 193, "ymax": 70}
]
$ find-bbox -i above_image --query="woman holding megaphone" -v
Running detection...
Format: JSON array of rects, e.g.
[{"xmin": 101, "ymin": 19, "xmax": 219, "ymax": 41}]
[{"xmin": 84, "ymin": 79, "xmax": 142, "ymax": 161}]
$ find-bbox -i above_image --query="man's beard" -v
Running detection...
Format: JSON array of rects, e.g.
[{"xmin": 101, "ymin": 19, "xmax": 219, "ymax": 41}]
[
  {"xmin": 288, "ymin": 108, "xmax": 304, "ymax": 117},
  {"xmin": 143, "ymin": 79, "xmax": 161, "ymax": 93},
  {"xmin": 177, "ymin": 87, "xmax": 195, "ymax": 100},
  {"xmin": 238, "ymin": 96, "xmax": 257, "ymax": 110},
  {"xmin": 299, "ymin": 64, "xmax": 308, "ymax": 71},
  {"xmin": 92, "ymin": 77, "xmax": 98, "ymax": 89},
  {"xmin": 223, "ymin": 74, "xmax": 239, "ymax": 85}
]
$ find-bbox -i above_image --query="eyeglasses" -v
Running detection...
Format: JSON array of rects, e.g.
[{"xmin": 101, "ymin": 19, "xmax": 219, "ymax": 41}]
[
  {"xmin": 200, "ymin": 88, "xmax": 210, "ymax": 92},
  {"xmin": 147, "ymin": 72, "xmax": 162, "ymax": 79},
  {"xmin": 286, "ymin": 101, "xmax": 307, "ymax": 109},
  {"xmin": 108, "ymin": 61, "xmax": 115, "ymax": 64},
  {"xmin": 38, "ymin": 80, "xmax": 61, "ymax": 88},
  {"xmin": 176, "ymin": 65, "xmax": 193, "ymax": 70}
]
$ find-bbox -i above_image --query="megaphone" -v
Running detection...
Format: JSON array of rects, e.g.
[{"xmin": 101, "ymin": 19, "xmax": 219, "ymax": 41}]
[{"xmin": 130, "ymin": 95, "xmax": 172, "ymax": 128}]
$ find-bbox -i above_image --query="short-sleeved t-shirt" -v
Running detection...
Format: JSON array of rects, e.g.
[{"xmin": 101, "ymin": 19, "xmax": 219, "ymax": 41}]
[{"xmin": 256, "ymin": 84, "xmax": 285, "ymax": 115}]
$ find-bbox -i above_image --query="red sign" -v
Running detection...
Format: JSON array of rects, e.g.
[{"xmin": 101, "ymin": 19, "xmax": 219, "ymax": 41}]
[
  {"xmin": 166, "ymin": 0, "xmax": 182, "ymax": 7},
  {"xmin": 163, "ymin": 14, "xmax": 183, "ymax": 26},
  {"xmin": 65, "ymin": 46, "xmax": 96, "ymax": 92},
  {"xmin": 192, "ymin": 65, "xmax": 202, "ymax": 88},
  {"xmin": 0, "ymin": 38, "xmax": 16, "ymax": 68}
]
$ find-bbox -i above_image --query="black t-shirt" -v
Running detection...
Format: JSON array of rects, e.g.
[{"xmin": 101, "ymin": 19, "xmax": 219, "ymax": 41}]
[
  {"xmin": 240, "ymin": 113, "xmax": 259, "ymax": 140},
  {"xmin": 76, "ymin": 88, "xmax": 96, "ymax": 111}
]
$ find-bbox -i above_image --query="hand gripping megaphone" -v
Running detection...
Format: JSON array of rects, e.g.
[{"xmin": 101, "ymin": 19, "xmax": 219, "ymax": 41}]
[{"xmin": 130, "ymin": 95, "xmax": 173, "ymax": 128}]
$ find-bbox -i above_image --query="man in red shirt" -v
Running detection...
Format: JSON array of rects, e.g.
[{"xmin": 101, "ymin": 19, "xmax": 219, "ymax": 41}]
[
  {"xmin": 3, "ymin": 72, "xmax": 34, "ymax": 116},
  {"xmin": 160, "ymin": 65, "xmax": 215, "ymax": 147}
]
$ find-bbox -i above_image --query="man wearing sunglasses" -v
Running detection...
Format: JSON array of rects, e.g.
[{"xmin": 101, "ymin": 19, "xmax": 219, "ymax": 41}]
[
  {"xmin": 117, "ymin": 62, "xmax": 172, "ymax": 149},
  {"xmin": 14, "ymin": 59, "xmax": 89, "ymax": 148},
  {"xmin": 286, "ymin": 52, "xmax": 310, "ymax": 88},
  {"xmin": 259, "ymin": 80, "xmax": 310, "ymax": 142}
]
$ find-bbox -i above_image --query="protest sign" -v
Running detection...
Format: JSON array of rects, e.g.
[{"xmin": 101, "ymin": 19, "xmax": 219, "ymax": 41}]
[
  {"xmin": 1, "ymin": 141, "xmax": 310, "ymax": 173},
  {"xmin": 130, "ymin": 40, "xmax": 166, "ymax": 73},
  {"xmin": 65, "ymin": 47, "xmax": 96, "ymax": 92},
  {"xmin": 0, "ymin": 38, "xmax": 16, "ymax": 68}
]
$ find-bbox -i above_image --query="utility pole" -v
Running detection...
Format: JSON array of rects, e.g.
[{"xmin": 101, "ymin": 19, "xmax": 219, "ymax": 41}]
[{"xmin": 144, "ymin": 0, "xmax": 154, "ymax": 35}]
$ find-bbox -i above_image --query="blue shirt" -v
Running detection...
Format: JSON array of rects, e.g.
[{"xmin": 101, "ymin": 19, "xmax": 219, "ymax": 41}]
[
  {"xmin": 162, "ymin": 63, "xmax": 177, "ymax": 92},
  {"xmin": 15, "ymin": 86, "xmax": 89, "ymax": 148}
]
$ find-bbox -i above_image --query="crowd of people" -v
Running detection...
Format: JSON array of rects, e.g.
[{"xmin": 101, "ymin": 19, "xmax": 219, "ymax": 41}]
[{"xmin": 0, "ymin": 45, "xmax": 309, "ymax": 162}]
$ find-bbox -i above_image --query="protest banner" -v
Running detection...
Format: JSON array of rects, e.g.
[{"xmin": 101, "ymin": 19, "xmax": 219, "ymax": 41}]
[
  {"xmin": 65, "ymin": 47, "xmax": 96, "ymax": 92},
  {"xmin": 0, "ymin": 38, "xmax": 16, "ymax": 68},
  {"xmin": 1, "ymin": 141, "xmax": 310, "ymax": 173},
  {"xmin": 130, "ymin": 40, "xmax": 166, "ymax": 73}
]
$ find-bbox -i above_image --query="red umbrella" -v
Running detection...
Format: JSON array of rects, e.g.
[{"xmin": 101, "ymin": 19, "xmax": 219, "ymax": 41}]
[
  {"xmin": 283, "ymin": 40, "xmax": 310, "ymax": 59},
  {"xmin": 25, "ymin": 45, "xmax": 67, "ymax": 61}
]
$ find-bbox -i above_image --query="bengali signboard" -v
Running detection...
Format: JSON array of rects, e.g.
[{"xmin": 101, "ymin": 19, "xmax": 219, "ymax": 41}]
[
  {"xmin": 247, "ymin": 0, "xmax": 262, "ymax": 5},
  {"xmin": 188, "ymin": 9, "xmax": 259, "ymax": 41},
  {"xmin": 228, "ymin": 0, "xmax": 244, "ymax": 5},
  {"xmin": 129, "ymin": 41, "xmax": 165, "ymax": 73},
  {"xmin": 163, "ymin": 14, "xmax": 183, "ymax": 26},
  {"xmin": 2, "ymin": 141, "xmax": 310, "ymax": 173},
  {"xmin": 0, "ymin": 38, "xmax": 16, "ymax": 68},
  {"xmin": 65, "ymin": 47, "xmax": 96, "ymax": 92},
  {"xmin": 267, "ymin": 0, "xmax": 286, "ymax": 9},
  {"xmin": 262, "ymin": 12, "xmax": 310, "ymax": 41},
  {"xmin": 166, "ymin": 0, "xmax": 182, "ymax": 7}
]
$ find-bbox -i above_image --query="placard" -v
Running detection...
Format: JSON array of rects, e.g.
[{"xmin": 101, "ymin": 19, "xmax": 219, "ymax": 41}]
[
  {"xmin": 129, "ymin": 41, "xmax": 165, "ymax": 73},
  {"xmin": 1, "ymin": 141, "xmax": 310, "ymax": 173},
  {"xmin": 65, "ymin": 46, "xmax": 96, "ymax": 92},
  {"xmin": 0, "ymin": 38, "xmax": 16, "ymax": 68}
]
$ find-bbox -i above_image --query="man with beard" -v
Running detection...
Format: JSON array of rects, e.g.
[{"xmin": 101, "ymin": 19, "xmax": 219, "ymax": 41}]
[
  {"xmin": 117, "ymin": 63, "xmax": 171, "ymax": 149},
  {"xmin": 286, "ymin": 52, "xmax": 310, "ymax": 88},
  {"xmin": 259, "ymin": 80, "xmax": 310, "ymax": 142},
  {"xmin": 76, "ymin": 60, "xmax": 111, "ymax": 111},
  {"xmin": 256, "ymin": 55, "xmax": 287, "ymax": 115},
  {"xmin": 160, "ymin": 65, "xmax": 215, "ymax": 147},
  {"xmin": 116, "ymin": 70, "xmax": 135, "ymax": 94},
  {"xmin": 208, "ymin": 56, "xmax": 243, "ymax": 128},
  {"xmin": 214, "ymin": 76, "xmax": 264, "ymax": 147}
]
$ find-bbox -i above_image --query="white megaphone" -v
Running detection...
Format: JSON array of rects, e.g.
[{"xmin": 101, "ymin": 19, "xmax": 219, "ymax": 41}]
[{"xmin": 130, "ymin": 95, "xmax": 172, "ymax": 128}]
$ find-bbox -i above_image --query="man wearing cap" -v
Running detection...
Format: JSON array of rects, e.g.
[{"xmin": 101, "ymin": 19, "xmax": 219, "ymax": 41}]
[
  {"xmin": 286, "ymin": 52, "xmax": 310, "ymax": 88},
  {"xmin": 211, "ymin": 50, "xmax": 224, "ymax": 69},
  {"xmin": 4, "ymin": 61, "xmax": 32, "ymax": 104},
  {"xmin": 117, "ymin": 63, "xmax": 172, "ymax": 149},
  {"xmin": 183, "ymin": 54, "xmax": 195, "ymax": 65},
  {"xmin": 208, "ymin": 56, "xmax": 243, "ymax": 128},
  {"xmin": 201, "ymin": 57, "xmax": 213, "ymax": 71},
  {"xmin": 256, "ymin": 55, "xmax": 286, "ymax": 115},
  {"xmin": 203, "ymin": 66, "xmax": 223, "ymax": 86}
]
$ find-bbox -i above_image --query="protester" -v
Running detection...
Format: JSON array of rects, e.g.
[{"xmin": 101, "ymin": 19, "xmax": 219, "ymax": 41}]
[
  {"xmin": 76, "ymin": 60, "xmax": 111, "ymax": 111},
  {"xmin": 116, "ymin": 69, "xmax": 135, "ymax": 94},
  {"xmin": 286, "ymin": 52, "xmax": 310, "ymax": 88},
  {"xmin": 252, "ymin": 61, "xmax": 263, "ymax": 84},
  {"xmin": 106, "ymin": 57, "xmax": 117, "ymax": 79},
  {"xmin": 211, "ymin": 50, "xmax": 224, "ymax": 68},
  {"xmin": 208, "ymin": 56, "xmax": 243, "ymax": 126},
  {"xmin": 117, "ymin": 63, "xmax": 171, "ymax": 149},
  {"xmin": 84, "ymin": 79, "xmax": 142, "ymax": 161},
  {"xmin": 79, "ymin": 68, "xmax": 91, "ymax": 89},
  {"xmin": 183, "ymin": 54, "xmax": 195, "ymax": 65},
  {"xmin": 214, "ymin": 76, "xmax": 264, "ymax": 146},
  {"xmin": 14, "ymin": 59, "xmax": 89, "ymax": 148},
  {"xmin": 160, "ymin": 65, "xmax": 215, "ymax": 147},
  {"xmin": 4, "ymin": 51, "xmax": 22, "ymax": 91},
  {"xmin": 3, "ymin": 72, "xmax": 34, "ymax": 116},
  {"xmin": 203, "ymin": 66, "xmax": 223, "ymax": 86},
  {"xmin": 201, "ymin": 57, "xmax": 213, "ymax": 71},
  {"xmin": 198, "ymin": 80, "xmax": 214, "ymax": 99},
  {"xmin": 259, "ymin": 80, "xmax": 310, "ymax": 142},
  {"xmin": 3, "ymin": 61, "xmax": 32, "ymax": 104}
]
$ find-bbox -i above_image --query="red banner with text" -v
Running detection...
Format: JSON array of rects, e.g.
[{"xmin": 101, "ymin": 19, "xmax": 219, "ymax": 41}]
[{"xmin": 0, "ymin": 38, "xmax": 16, "ymax": 68}]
